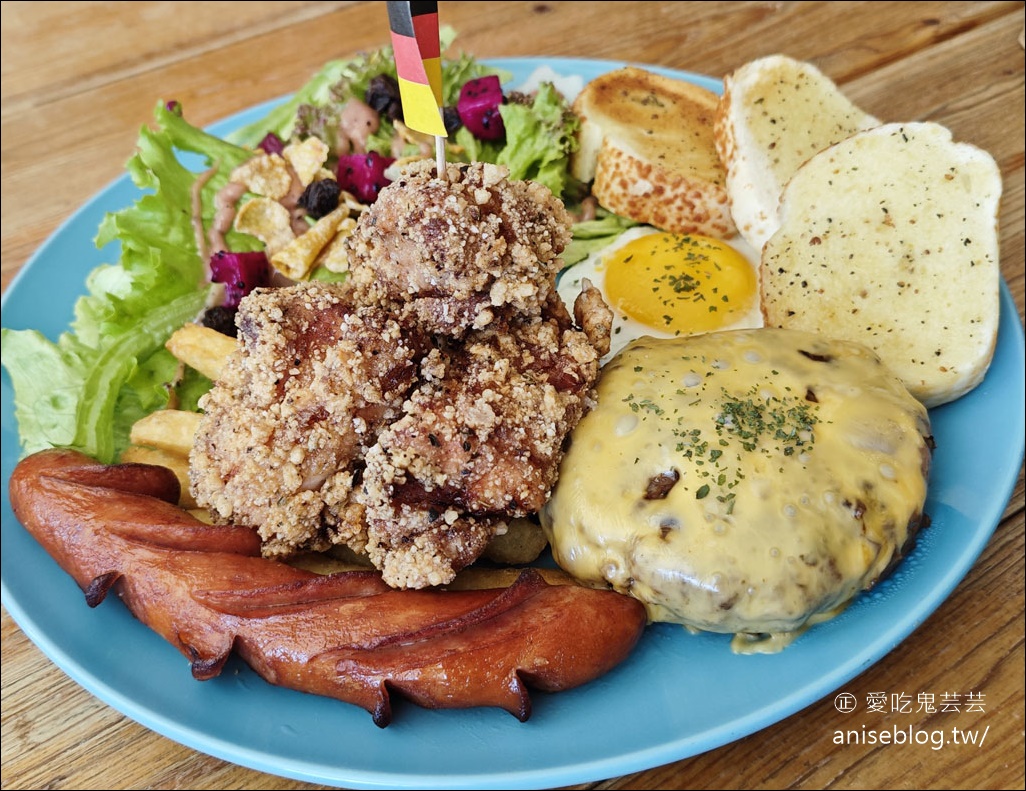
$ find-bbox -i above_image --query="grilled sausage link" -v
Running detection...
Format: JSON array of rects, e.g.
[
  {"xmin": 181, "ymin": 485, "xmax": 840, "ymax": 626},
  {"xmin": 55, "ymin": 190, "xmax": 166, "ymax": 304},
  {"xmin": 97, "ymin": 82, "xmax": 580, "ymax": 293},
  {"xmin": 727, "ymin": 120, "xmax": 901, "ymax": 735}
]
[{"xmin": 9, "ymin": 448, "xmax": 647, "ymax": 726}]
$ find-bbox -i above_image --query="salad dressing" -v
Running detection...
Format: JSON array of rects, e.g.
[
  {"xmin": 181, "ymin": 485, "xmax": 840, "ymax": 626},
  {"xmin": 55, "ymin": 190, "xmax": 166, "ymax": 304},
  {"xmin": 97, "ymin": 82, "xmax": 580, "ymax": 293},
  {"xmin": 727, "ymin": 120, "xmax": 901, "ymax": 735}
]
[
  {"xmin": 210, "ymin": 180, "xmax": 246, "ymax": 257},
  {"xmin": 280, "ymin": 163, "xmax": 310, "ymax": 236},
  {"xmin": 338, "ymin": 98, "xmax": 380, "ymax": 155},
  {"xmin": 191, "ymin": 165, "xmax": 218, "ymax": 264}
]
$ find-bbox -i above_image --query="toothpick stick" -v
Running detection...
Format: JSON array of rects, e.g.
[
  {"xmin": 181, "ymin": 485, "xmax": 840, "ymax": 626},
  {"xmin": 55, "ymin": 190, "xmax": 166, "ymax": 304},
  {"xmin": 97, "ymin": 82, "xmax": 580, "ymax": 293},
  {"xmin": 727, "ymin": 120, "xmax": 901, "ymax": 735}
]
[{"xmin": 435, "ymin": 135, "xmax": 446, "ymax": 179}]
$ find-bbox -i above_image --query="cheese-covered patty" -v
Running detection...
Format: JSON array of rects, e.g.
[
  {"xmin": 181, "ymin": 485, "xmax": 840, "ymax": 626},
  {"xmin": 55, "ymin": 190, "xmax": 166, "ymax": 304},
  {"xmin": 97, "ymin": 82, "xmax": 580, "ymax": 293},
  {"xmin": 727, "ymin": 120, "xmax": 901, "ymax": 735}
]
[{"xmin": 540, "ymin": 328, "xmax": 932, "ymax": 650}]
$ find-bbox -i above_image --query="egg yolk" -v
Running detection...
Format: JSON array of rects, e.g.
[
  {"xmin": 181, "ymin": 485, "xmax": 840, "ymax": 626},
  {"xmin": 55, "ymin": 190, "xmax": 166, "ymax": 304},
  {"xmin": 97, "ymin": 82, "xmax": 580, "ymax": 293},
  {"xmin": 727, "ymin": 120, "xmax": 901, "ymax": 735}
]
[{"xmin": 603, "ymin": 232, "xmax": 757, "ymax": 334}]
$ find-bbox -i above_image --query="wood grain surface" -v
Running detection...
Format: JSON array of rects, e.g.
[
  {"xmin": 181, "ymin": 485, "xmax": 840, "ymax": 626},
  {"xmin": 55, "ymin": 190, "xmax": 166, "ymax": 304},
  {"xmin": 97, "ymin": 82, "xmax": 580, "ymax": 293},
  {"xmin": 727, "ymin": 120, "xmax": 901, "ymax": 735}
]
[{"xmin": 2, "ymin": 2, "xmax": 1023, "ymax": 789}]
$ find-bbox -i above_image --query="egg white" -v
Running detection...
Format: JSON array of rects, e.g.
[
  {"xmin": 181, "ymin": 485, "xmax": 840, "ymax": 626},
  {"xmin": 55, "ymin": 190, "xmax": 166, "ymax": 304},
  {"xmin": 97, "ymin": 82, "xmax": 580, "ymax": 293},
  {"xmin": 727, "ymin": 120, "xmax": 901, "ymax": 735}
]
[{"xmin": 558, "ymin": 226, "xmax": 764, "ymax": 362}]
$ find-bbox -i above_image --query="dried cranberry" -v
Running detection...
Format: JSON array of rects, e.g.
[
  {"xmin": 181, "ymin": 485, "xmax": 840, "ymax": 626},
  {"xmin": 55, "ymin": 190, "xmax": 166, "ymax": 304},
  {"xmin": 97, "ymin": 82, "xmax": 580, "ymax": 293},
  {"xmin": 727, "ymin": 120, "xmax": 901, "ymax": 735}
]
[{"xmin": 257, "ymin": 132, "xmax": 285, "ymax": 156}]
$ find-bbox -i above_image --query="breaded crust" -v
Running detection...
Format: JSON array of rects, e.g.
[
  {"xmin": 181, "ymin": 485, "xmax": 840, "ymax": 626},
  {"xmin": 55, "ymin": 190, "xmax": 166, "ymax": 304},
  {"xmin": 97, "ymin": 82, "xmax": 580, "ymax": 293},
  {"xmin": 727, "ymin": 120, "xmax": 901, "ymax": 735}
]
[
  {"xmin": 571, "ymin": 66, "xmax": 735, "ymax": 237},
  {"xmin": 344, "ymin": 160, "xmax": 571, "ymax": 338},
  {"xmin": 190, "ymin": 282, "xmax": 426, "ymax": 556}
]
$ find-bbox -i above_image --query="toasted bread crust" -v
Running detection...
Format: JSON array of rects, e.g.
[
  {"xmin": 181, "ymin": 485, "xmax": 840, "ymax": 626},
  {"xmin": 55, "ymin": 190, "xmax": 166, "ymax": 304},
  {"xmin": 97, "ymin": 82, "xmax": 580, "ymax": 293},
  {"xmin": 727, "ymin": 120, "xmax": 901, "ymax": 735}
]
[
  {"xmin": 571, "ymin": 66, "xmax": 735, "ymax": 237},
  {"xmin": 761, "ymin": 122, "xmax": 1001, "ymax": 408},
  {"xmin": 715, "ymin": 55, "xmax": 878, "ymax": 251},
  {"xmin": 592, "ymin": 142, "xmax": 735, "ymax": 237}
]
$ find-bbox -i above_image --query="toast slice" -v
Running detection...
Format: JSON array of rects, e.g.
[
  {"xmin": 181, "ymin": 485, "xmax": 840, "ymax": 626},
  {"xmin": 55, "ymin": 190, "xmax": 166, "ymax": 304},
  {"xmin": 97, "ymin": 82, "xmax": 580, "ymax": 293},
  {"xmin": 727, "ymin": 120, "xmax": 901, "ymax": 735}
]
[
  {"xmin": 570, "ymin": 66, "xmax": 735, "ymax": 238},
  {"xmin": 760, "ymin": 122, "xmax": 1002, "ymax": 408},
  {"xmin": 715, "ymin": 54, "xmax": 879, "ymax": 251}
]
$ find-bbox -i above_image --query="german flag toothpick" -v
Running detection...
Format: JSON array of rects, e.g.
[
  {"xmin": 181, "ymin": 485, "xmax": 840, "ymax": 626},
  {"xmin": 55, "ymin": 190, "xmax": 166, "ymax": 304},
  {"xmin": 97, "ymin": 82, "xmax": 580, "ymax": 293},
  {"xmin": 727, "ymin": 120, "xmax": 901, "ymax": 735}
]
[{"xmin": 387, "ymin": 1, "xmax": 447, "ymax": 138}]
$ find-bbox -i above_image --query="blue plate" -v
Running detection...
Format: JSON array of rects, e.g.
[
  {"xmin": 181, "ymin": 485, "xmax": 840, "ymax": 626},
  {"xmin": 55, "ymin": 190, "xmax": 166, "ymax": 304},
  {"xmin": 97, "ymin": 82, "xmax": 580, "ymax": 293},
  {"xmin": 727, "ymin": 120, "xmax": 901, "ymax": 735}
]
[{"xmin": 2, "ymin": 58, "xmax": 1024, "ymax": 790}]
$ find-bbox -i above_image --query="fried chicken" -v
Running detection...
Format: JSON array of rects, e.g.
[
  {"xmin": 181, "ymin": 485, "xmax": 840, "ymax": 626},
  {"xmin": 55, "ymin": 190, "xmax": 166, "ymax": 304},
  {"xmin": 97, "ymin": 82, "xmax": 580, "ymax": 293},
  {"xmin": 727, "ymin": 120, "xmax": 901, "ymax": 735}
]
[
  {"xmin": 359, "ymin": 294, "xmax": 603, "ymax": 588},
  {"xmin": 190, "ymin": 281, "xmax": 425, "ymax": 556},
  {"xmin": 345, "ymin": 161, "xmax": 572, "ymax": 337},
  {"xmin": 190, "ymin": 162, "xmax": 612, "ymax": 588}
]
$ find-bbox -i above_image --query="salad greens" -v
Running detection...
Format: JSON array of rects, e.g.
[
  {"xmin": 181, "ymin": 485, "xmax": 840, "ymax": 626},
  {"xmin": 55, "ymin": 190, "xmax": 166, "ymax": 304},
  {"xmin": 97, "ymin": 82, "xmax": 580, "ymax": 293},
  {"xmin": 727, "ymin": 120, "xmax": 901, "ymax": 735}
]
[
  {"xmin": 230, "ymin": 29, "xmax": 577, "ymax": 197},
  {"xmin": 2, "ymin": 103, "xmax": 258, "ymax": 463},
  {"xmin": 1, "ymin": 41, "xmax": 626, "ymax": 464},
  {"xmin": 562, "ymin": 209, "xmax": 640, "ymax": 268},
  {"xmin": 456, "ymin": 82, "xmax": 579, "ymax": 198}
]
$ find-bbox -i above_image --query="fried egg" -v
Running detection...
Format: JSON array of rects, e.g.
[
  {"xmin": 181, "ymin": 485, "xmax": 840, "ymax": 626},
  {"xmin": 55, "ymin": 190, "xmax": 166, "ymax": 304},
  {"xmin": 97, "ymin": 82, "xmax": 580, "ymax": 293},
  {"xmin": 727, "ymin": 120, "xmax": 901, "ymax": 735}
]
[{"xmin": 558, "ymin": 226, "xmax": 763, "ymax": 361}]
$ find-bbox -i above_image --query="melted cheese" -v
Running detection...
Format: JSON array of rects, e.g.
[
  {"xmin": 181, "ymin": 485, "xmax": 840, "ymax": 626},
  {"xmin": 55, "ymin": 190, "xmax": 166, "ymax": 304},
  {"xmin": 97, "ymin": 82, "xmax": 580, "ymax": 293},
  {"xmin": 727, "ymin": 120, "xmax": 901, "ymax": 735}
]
[{"xmin": 541, "ymin": 328, "xmax": 931, "ymax": 651}]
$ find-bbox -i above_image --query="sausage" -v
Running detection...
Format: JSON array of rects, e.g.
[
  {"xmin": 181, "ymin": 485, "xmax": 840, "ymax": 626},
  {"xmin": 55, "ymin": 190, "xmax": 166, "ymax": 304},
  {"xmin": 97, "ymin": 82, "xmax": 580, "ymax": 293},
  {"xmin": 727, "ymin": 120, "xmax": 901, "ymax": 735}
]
[{"xmin": 8, "ymin": 448, "xmax": 648, "ymax": 726}]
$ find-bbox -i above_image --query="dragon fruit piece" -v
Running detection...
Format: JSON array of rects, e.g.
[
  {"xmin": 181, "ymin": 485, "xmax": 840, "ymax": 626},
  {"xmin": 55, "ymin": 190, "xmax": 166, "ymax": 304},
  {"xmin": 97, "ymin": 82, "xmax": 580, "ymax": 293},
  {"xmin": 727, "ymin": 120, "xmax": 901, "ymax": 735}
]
[
  {"xmin": 457, "ymin": 75, "xmax": 506, "ymax": 141},
  {"xmin": 209, "ymin": 250, "xmax": 271, "ymax": 308},
  {"xmin": 337, "ymin": 151, "xmax": 395, "ymax": 204},
  {"xmin": 257, "ymin": 131, "xmax": 285, "ymax": 156}
]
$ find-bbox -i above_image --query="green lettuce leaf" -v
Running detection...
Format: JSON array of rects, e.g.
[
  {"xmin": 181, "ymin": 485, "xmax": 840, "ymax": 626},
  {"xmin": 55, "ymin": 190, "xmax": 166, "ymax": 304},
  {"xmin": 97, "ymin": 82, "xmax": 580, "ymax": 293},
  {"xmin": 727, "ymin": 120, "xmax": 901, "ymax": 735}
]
[
  {"xmin": 0, "ymin": 329, "xmax": 87, "ymax": 455},
  {"xmin": 451, "ymin": 82, "xmax": 578, "ymax": 197},
  {"xmin": 227, "ymin": 58, "xmax": 356, "ymax": 149},
  {"xmin": 495, "ymin": 82, "xmax": 579, "ymax": 196},
  {"xmin": 1, "ymin": 102, "xmax": 254, "ymax": 463}
]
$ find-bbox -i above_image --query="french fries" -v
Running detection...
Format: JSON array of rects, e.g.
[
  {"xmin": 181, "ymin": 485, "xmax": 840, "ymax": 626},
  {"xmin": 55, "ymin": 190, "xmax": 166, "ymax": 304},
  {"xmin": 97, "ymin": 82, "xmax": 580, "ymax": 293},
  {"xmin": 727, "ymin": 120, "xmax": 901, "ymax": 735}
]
[
  {"xmin": 165, "ymin": 323, "xmax": 238, "ymax": 381},
  {"xmin": 120, "ymin": 323, "xmax": 233, "ymax": 509},
  {"xmin": 443, "ymin": 566, "xmax": 577, "ymax": 590},
  {"xmin": 129, "ymin": 409, "xmax": 202, "ymax": 457},
  {"xmin": 124, "ymin": 409, "xmax": 203, "ymax": 509},
  {"xmin": 285, "ymin": 547, "xmax": 374, "ymax": 575},
  {"xmin": 284, "ymin": 550, "xmax": 573, "ymax": 590}
]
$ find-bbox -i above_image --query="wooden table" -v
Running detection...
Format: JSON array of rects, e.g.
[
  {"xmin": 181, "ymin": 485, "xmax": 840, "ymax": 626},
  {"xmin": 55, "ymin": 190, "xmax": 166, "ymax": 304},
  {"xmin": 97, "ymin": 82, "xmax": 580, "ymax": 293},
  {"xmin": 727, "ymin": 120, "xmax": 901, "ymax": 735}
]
[{"xmin": 2, "ymin": 2, "xmax": 1023, "ymax": 789}]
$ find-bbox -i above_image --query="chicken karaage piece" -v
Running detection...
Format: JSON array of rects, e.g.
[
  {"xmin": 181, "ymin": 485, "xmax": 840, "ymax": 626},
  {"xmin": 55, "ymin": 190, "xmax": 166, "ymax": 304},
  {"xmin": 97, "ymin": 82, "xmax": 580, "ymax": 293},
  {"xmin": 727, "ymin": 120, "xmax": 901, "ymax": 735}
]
[
  {"xmin": 357, "ymin": 293, "xmax": 604, "ymax": 588},
  {"xmin": 190, "ymin": 281, "xmax": 426, "ymax": 556},
  {"xmin": 344, "ymin": 160, "xmax": 572, "ymax": 337}
]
